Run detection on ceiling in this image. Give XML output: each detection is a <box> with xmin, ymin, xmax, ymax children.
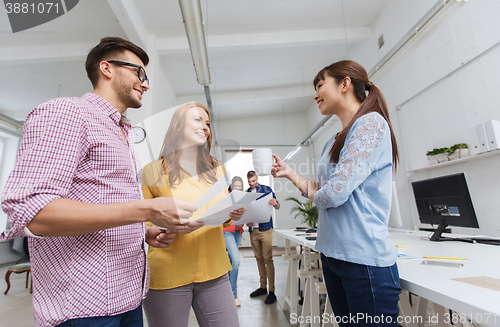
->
<box><xmin>0</xmin><ymin>0</ymin><xmax>390</xmax><ymax>122</ymax></box>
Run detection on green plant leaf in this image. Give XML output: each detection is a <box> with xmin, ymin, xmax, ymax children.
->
<box><xmin>286</xmin><ymin>196</ymin><xmax>318</xmax><ymax>227</ymax></box>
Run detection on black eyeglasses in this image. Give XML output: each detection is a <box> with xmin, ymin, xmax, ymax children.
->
<box><xmin>106</xmin><ymin>60</ymin><xmax>149</xmax><ymax>85</ymax></box>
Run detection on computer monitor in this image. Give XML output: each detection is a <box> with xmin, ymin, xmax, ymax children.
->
<box><xmin>411</xmin><ymin>173</ymin><xmax>479</xmax><ymax>241</ymax></box>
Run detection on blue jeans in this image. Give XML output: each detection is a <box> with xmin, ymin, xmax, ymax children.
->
<box><xmin>223</xmin><ymin>230</ymin><xmax>243</xmax><ymax>297</ymax></box>
<box><xmin>55</xmin><ymin>303</ymin><xmax>143</xmax><ymax>327</ymax></box>
<box><xmin>321</xmin><ymin>254</ymin><xmax>401</xmax><ymax>327</ymax></box>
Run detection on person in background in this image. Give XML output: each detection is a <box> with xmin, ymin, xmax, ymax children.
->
<box><xmin>0</xmin><ymin>37</ymin><xmax>202</xmax><ymax>327</ymax></box>
<box><xmin>246</xmin><ymin>170</ymin><xmax>280</xmax><ymax>305</ymax></box>
<box><xmin>223</xmin><ymin>176</ymin><xmax>245</xmax><ymax>307</ymax></box>
<box><xmin>141</xmin><ymin>102</ymin><xmax>244</xmax><ymax>327</ymax></box>
<box><xmin>272</xmin><ymin>60</ymin><xmax>401</xmax><ymax>326</ymax></box>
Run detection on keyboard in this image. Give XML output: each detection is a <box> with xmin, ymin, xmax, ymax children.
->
<box><xmin>439</xmin><ymin>237</ymin><xmax>500</xmax><ymax>246</ymax></box>
<box><xmin>470</xmin><ymin>238</ymin><xmax>500</xmax><ymax>245</ymax></box>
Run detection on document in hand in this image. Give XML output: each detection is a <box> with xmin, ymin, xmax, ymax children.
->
<box><xmin>194</xmin><ymin>171</ymin><xmax>233</xmax><ymax>209</ymax></box>
<box><xmin>153</xmin><ymin>171</ymin><xmax>234</xmax><ymax>230</ymax></box>
<box><xmin>197</xmin><ymin>190</ymin><xmax>264</xmax><ymax>226</ymax></box>
<box><xmin>231</xmin><ymin>193</ymin><xmax>273</xmax><ymax>225</ymax></box>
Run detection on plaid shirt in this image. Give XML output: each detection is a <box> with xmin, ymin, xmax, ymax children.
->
<box><xmin>1</xmin><ymin>93</ymin><xmax>148</xmax><ymax>327</ymax></box>
<box><xmin>246</xmin><ymin>184</ymin><xmax>277</xmax><ymax>232</ymax></box>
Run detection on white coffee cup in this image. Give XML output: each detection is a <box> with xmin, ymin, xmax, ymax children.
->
<box><xmin>252</xmin><ymin>148</ymin><xmax>273</xmax><ymax>175</ymax></box>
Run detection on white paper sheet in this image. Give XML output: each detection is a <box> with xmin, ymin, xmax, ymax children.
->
<box><xmin>231</xmin><ymin>193</ymin><xmax>273</xmax><ymax>225</ymax></box>
<box><xmin>197</xmin><ymin>190</ymin><xmax>263</xmax><ymax>226</ymax></box>
<box><xmin>153</xmin><ymin>172</ymin><xmax>232</xmax><ymax>230</ymax></box>
<box><xmin>194</xmin><ymin>171</ymin><xmax>232</xmax><ymax>209</ymax></box>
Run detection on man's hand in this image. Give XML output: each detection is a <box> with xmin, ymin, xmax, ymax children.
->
<box><xmin>235</xmin><ymin>224</ymin><xmax>244</xmax><ymax>231</ymax></box>
<box><xmin>229</xmin><ymin>207</ymin><xmax>246</xmax><ymax>221</ymax></box>
<box><xmin>147</xmin><ymin>197</ymin><xmax>204</xmax><ymax>233</ymax></box>
<box><xmin>246</xmin><ymin>222</ymin><xmax>254</xmax><ymax>228</ymax></box>
<box><xmin>145</xmin><ymin>225</ymin><xmax>176</xmax><ymax>248</ymax></box>
<box><xmin>269</xmin><ymin>198</ymin><xmax>280</xmax><ymax>210</ymax></box>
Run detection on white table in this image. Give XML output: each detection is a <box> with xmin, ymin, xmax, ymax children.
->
<box><xmin>275</xmin><ymin>229</ymin><xmax>500</xmax><ymax>327</ymax></box>
<box><xmin>389</xmin><ymin>230</ymin><xmax>500</xmax><ymax>327</ymax></box>
<box><xmin>274</xmin><ymin>229</ymin><xmax>330</xmax><ymax>327</ymax></box>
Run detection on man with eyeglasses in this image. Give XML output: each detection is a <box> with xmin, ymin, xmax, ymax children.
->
<box><xmin>0</xmin><ymin>37</ymin><xmax>219</xmax><ymax>327</ymax></box>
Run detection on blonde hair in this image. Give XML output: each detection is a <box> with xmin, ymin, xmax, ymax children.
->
<box><xmin>157</xmin><ymin>103</ymin><xmax>218</xmax><ymax>186</ymax></box>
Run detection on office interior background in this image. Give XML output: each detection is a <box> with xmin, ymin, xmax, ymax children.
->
<box><xmin>0</xmin><ymin>0</ymin><xmax>499</xmax><ymax>263</ymax></box>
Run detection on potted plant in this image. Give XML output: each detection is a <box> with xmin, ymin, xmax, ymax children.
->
<box><xmin>286</xmin><ymin>196</ymin><xmax>318</xmax><ymax>228</ymax></box>
<box><xmin>448</xmin><ymin>143</ymin><xmax>469</xmax><ymax>160</ymax></box>
<box><xmin>426</xmin><ymin>147</ymin><xmax>449</xmax><ymax>165</ymax></box>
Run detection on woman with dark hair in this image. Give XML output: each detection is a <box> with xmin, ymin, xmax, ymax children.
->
<box><xmin>223</xmin><ymin>176</ymin><xmax>245</xmax><ymax>306</ymax></box>
<box><xmin>228</xmin><ymin>176</ymin><xmax>244</xmax><ymax>193</ymax></box>
<box><xmin>272</xmin><ymin>60</ymin><xmax>401</xmax><ymax>326</ymax></box>
<box><xmin>141</xmin><ymin>102</ymin><xmax>243</xmax><ymax>327</ymax></box>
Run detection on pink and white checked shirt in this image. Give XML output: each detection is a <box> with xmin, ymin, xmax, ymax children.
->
<box><xmin>1</xmin><ymin>93</ymin><xmax>149</xmax><ymax>327</ymax></box>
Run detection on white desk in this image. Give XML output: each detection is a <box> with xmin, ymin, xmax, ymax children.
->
<box><xmin>274</xmin><ymin>229</ymin><xmax>325</xmax><ymax>327</ymax></box>
<box><xmin>275</xmin><ymin>229</ymin><xmax>500</xmax><ymax>327</ymax></box>
<box><xmin>390</xmin><ymin>230</ymin><xmax>500</xmax><ymax>327</ymax></box>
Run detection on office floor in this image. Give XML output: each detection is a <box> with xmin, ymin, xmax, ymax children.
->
<box><xmin>0</xmin><ymin>249</ymin><xmax>292</xmax><ymax>327</ymax></box>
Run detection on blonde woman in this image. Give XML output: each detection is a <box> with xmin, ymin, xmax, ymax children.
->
<box><xmin>142</xmin><ymin>103</ymin><xmax>243</xmax><ymax>327</ymax></box>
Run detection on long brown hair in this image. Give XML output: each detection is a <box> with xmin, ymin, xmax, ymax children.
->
<box><xmin>313</xmin><ymin>60</ymin><xmax>399</xmax><ymax>170</ymax></box>
<box><xmin>157</xmin><ymin>102</ymin><xmax>218</xmax><ymax>186</ymax></box>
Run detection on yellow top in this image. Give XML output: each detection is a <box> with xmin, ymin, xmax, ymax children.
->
<box><xmin>142</xmin><ymin>159</ymin><xmax>232</xmax><ymax>290</ymax></box>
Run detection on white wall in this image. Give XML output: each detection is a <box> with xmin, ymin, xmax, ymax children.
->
<box><xmin>129</xmin><ymin>38</ymin><xmax>178</xmax><ymax>166</ymax></box>
<box><xmin>353</xmin><ymin>0</ymin><xmax>500</xmax><ymax>236</ymax></box>
<box><xmin>130</xmin><ymin>100</ymin><xmax>179</xmax><ymax>166</ymax></box>
<box><xmin>352</xmin><ymin>0</ymin><xmax>438</xmax><ymax>72</ymax></box>
<box><xmin>297</xmin><ymin>0</ymin><xmax>500</xmax><ymax>237</ymax></box>
<box><xmin>0</xmin><ymin>135</ymin><xmax>20</xmax><ymax>230</ymax></box>
<box><xmin>0</xmin><ymin>129</ymin><xmax>23</xmax><ymax>264</ymax></box>
<box><xmin>218</xmin><ymin>112</ymin><xmax>306</xmax><ymax>146</ymax></box>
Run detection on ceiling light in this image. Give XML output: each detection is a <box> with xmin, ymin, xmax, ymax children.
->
<box><xmin>283</xmin><ymin>145</ymin><xmax>303</xmax><ymax>162</ymax></box>
<box><xmin>0</xmin><ymin>113</ymin><xmax>22</xmax><ymax>132</ymax></box>
<box><xmin>178</xmin><ymin>0</ymin><xmax>211</xmax><ymax>86</ymax></box>
<box><xmin>283</xmin><ymin>115</ymin><xmax>337</xmax><ymax>162</ymax></box>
